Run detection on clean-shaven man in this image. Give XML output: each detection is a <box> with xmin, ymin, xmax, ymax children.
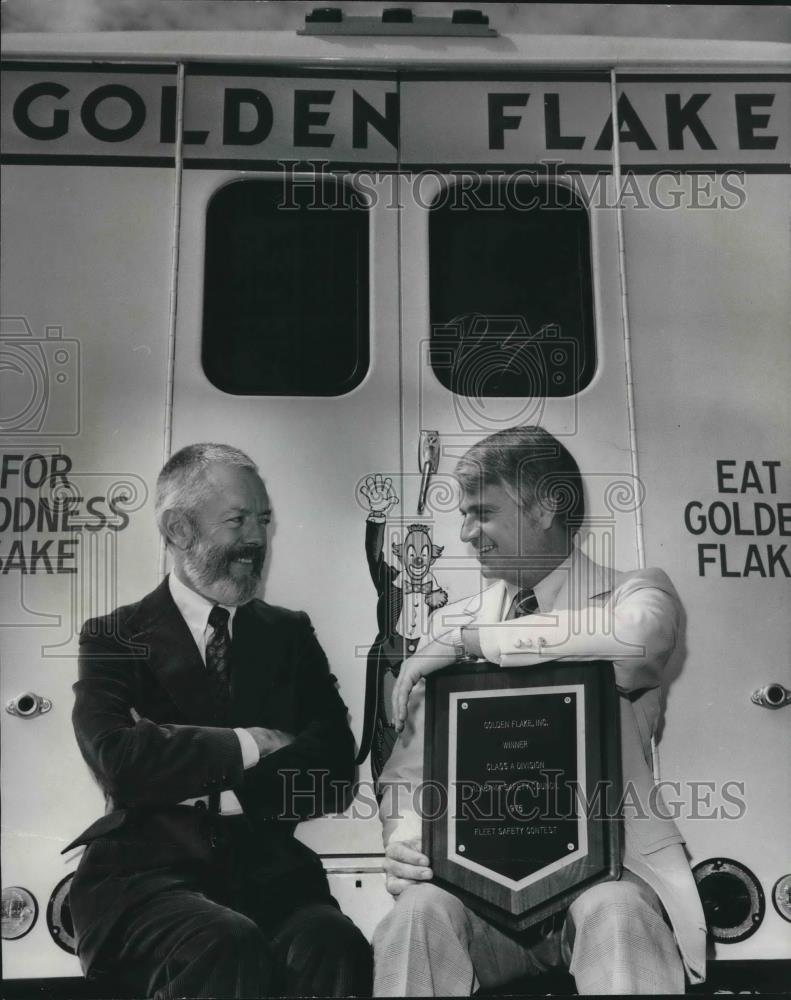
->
<box><xmin>373</xmin><ymin>425</ymin><xmax>706</xmax><ymax>996</ymax></box>
<box><xmin>67</xmin><ymin>443</ymin><xmax>372</xmax><ymax>998</ymax></box>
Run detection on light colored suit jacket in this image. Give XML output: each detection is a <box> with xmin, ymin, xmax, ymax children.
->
<box><xmin>378</xmin><ymin>548</ymin><xmax>707</xmax><ymax>984</ymax></box>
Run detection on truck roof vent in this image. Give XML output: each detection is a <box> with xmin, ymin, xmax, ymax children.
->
<box><xmin>305</xmin><ymin>7</ymin><xmax>343</xmax><ymax>23</ymax></box>
<box><xmin>300</xmin><ymin>8</ymin><xmax>496</xmax><ymax>36</ymax></box>
<box><xmin>452</xmin><ymin>9</ymin><xmax>489</xmax><ymax>25</ymax></box>
<box><xmin>382</xmin><ymin>8</ymin><xmax>414</xmax><ymax>23</ymax></box>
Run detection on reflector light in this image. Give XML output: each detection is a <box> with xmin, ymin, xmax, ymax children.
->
<box><xmin>47</xmin><ymin>873</ymin><xmax>78</xmax><ymax>954</ymax></box>
<box><xmin>693</xmin><ymin>858</ymin><xmax>765</xmax><ymax>943</ymax></box>
<box><xmin>1</xmin><ymin>886</ymin><xmax>38</xmax><ymax>940</ymax></box>
<box><xmin>772</xmin><ymin>874</ymin><xmax>791</xmax><ymax>923</ymax></box>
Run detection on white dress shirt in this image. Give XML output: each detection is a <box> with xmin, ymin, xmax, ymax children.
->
<box><xmin>169</xmin><ymin>572</ymin><xmax>259</xmax><ymax>814</ymax></box>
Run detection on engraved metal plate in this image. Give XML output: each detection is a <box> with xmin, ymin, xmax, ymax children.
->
<box><xmin>425</xmin><ymin>661</ymin><xmax>622</xmax><ymax>932</ymax></box>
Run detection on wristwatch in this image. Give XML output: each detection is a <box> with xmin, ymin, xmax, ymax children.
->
<box><xmin>447</xmin><ymin>626</ymin><xmax>478</xmax><ymax>662</ymax></box>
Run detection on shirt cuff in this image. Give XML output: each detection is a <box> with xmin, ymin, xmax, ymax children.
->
<box><xmin>235</xmin><ymin>727</ymin><xmax>260</xmax><ymax>769</ymax></box>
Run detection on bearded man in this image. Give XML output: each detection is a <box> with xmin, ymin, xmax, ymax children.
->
<box><xmin>66</xmin><ymin>444</ymin><xmax>371</xmax><ymax>999</ymax></box>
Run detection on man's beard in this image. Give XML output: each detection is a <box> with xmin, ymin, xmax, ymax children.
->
<box><xmin>183</xmin><ymin>537</ymin><xmax>265</xmax><ymax>606</ymax></box>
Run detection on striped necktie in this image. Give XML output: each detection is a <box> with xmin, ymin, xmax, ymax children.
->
<box><xmin>206</xmin><ymin>604</ymin><xmax>231</xmax><ymax>712</ymax></box>
<box><xmin>505</xmin><ymin>588</ymin><xmax>539</xmax><ymax>620</ymax></box>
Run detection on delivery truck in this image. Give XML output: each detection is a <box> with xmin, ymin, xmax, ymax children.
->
<box><xmin>1</xmin><ymin>8</ymin><xmax>789</xmax><ymax>992</ymax></box>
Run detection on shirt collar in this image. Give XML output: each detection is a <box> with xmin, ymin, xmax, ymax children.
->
<box><xmin>502</xmin><ymin>547</ymin><xmax>592</xmax><ymax>614</ymax></box>
<box><xmin>168</xmin><ymin>571</ymin><xmax>237</xmax><ymax>636</ymax></box>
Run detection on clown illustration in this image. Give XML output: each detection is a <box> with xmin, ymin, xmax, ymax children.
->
<box><xmin>358</xmin><ymin>474</ymin><xmax>448</xmax><ymax>781</ymax></box>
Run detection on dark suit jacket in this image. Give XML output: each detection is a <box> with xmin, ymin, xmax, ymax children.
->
<box><xmin>67</xmin><ymin>577</ymin><xmax>355</xmax><ymax>974</ymax></box>
<box><xmin>365</xmin><ymin>518</ymin><xmax>403</xmax><ymax>641</ymax></box>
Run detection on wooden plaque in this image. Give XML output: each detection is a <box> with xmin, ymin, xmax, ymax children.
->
<box><xmin>423</xmin><ymin>661</ymin><xmax>622</xmax><ymax>933</ymax></box>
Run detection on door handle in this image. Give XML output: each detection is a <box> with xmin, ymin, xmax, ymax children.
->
<box><xmin>417</xmin><ymin>430</ymin><xmax>440</xmax><ymax>515</ymax></box>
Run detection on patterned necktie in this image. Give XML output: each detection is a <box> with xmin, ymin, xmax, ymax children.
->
<box><xmin>206</xmin><ymin>605</ymin><xmax>231</xmax><ymax>712</ymax></box>
<box><xmin>505</xmin><ymin>587</ymin><xmax>539</xmax><ymax>620</ymax></box>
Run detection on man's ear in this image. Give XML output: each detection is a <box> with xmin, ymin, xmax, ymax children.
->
<box><xmin>532</xmin><ymin>500</ymin><xmax>557</xmax><ymax>531</ymax></box>
<box><xmin>161</xmin><ymin>509</ymin><xmax>194</xmax><ymax>552</ymax></box>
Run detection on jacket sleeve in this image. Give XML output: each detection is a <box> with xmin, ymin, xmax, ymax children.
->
<box><xmin>478</xmin><ymin>569</ymin><xmax>680</xmax><ymax>693</ymax></box>
<box><xmin>241</xmin><ymin>612</ymin><xmax>355</xmax><ymax>819</ymax></box>
<box><xmin>73</xmin><ymin>628</ymin><xmax>243</xmax><ymax>807</ymax></box>
<box><xmin>365</xmin><ymin>517</ymin><xmax>398</xmax><ymax>593</ymax></box>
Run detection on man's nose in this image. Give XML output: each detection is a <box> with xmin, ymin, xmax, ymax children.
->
<box><xmin>459</xmin><ymin>515</ymin><xmax>478</xmax><ymax>543</ymax></box>
<box><xmin>243</xmin><ymin>520</ymin><xmax>266</xmax><ymax>545</ymax></box>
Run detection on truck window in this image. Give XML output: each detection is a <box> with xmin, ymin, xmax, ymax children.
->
<box><xmin>202</xmin><ymin>178</ymin><xmax>369</xmax><ymax>395</ymax></box>
<box><xmin>429</xmin><ymin>179</ymin><xmax>595</xmax><ymax>398</ymax></box>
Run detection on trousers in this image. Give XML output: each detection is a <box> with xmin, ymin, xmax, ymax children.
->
<box><xmin>107</xmin><ymin>894</ymin><xmax>371</xmax><ymax>998</ymax></box>
<box><xmin>372</xmin><ymin>872</ymin><xmax>685</xmax><ymax>996</ymax></box>
<box><xmin>83</xmin><ymin>815</ymin><xmax>373</xmax><ymax>999</ymax></box>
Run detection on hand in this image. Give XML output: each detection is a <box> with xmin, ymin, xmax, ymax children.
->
<box><xmin>425</xmin><ymin>587</ymin><xmax>448</xmax><ymax>611</ymax></box>
<box><xmin>360</xmin><ymin>474</ymin><xmax>399</xmax><ymax>516</ymax></box>
<box><xmin>383</xmin><ymin>838</ymin><xmax>433</xmax><ymax>896</ymax></box>
<box><xmin>391</xmin><ymin>639</ymin><xmax>458</xmax><ymax>733</ymax></box>
<box><xmin>244</xmin><ymin>727</ymin><xmax>295</xmax><ymax>758</ymax></box>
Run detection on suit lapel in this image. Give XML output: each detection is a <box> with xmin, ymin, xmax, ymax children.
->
<box><xmin>228</xmin><ymin>602</ymin><xmax>274</xmax><ymax>724</ymax></box>
<box><xmin>464</xmin><ymin>580</ymin><xmax>508</xmax><ymax>625</ymax></box>
<box><xmin>129</xmin><ymin>579</ymin><xmax>222</xmax><ymax>725</ymax></box>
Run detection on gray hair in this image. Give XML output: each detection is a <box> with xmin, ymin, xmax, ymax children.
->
<box><xmin>155</xmin><ymin>443</ymin><xmax>259</xmax><ymax>537</ymax></box>
<box><xmin>455</xmin><ymin>425</ymin><xmax>585</xmax><ymax>532</ymax></box>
